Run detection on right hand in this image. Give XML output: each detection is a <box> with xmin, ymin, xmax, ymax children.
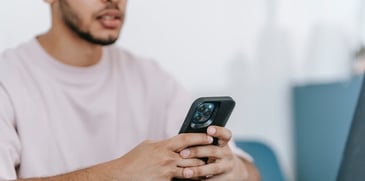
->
<box><xmin>103</xmin><ymin>133</ymin><xmax>214</xmax><ymax>181</ymax></box>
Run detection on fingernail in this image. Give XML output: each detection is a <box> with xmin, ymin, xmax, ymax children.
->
<box><xmin>207</xmin><ymin>136</ymin><xmax>214</xmax><ymax>143</ymax></box>
<box><xmin>184</xmin><ymin>168</ymin><xmax>193</xmax><ymax>178</ymax></box>
<box><xmin>208</xmin><ymin>127</ymin><xmax>216</xmax><ymax>135</ymax></box>
<box><xmin>180</xmin><ymin>149</ymin><xmax>190</xmax><ymax>158</ymax></box>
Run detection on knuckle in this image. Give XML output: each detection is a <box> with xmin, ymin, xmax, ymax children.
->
<box><xmin>166</xmin><ymin>151</ymin><xmax>178</xmax><ymax>162</ymax></box>
<box><xmin>179</xmin><ymin>134</ymin><xmax>190</xmax><ymax>143</ymax></box>
<box><xmin>193</xmin><ymin>167</ymin><xmax>204</xmax><ymax>177</ymax></box>
<box><xmin>226</xmin><ymin>129</ymin><xmax>232</xmax><ymax>139</ymax></box>
<box><xmin>208</xmin><ymin>147</ymin><xmax>219</xmax><ymax>156</ymax></box>
<box><xmin>223</xmin><ymin>147</ymin><xmax>233</xmax><ymax>157</ymax></box>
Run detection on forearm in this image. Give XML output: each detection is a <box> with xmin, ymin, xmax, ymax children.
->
<box><xmin>15</xmin><ymin>159</ymin><xmax>126</xmax><ymax>181</ymax></box>
<box><xmin>237</xmin><ymin>156</ymin><xmax>261</xmax><ymax>181</ymax></box>
<box><xmin>16</xmin><ymin>169</ymin><xmax>94</xmax><ymax>181</ymax></box>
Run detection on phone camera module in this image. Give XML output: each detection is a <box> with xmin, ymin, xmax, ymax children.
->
<box><xmin>191</xmin><ymin>102</ymin><xmax>216</xmax><ymax>128</ymax></box>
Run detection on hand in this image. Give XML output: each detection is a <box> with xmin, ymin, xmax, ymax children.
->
<box><xmin>106</xmin><ymin>133</ymin><xmax>214</xmax><ymax>181</ymax></box>
<box><xmin>178</xmin><ymin>126</ymin><xmax>252</xmax><ymax>180</ymax></box>
<box><xmin>15</xmin><ymin>134</ymin><xmax>215</xmax><ymax>181</ymax></box>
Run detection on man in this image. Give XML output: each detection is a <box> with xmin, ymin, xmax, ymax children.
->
<box><xmin>0</xmin><ymin>0</ymin><xmax>260</xmax><ymax>180</ymax></box>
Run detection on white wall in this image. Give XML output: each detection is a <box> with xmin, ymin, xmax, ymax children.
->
<box><xmin>0</xmin><ymin>0</ymin><xmax>361</xmax><ymax>180</ymax></box>
<box><xmin>0</xmin><ymin>1</ymin><xmax>50</xmax><ymax>50</ymax></box>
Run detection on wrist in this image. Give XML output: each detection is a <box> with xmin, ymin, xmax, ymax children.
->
<box><xmin>235</xmin><ymin>155</ymin><xmax>261</xmax><ymax>181</ymax></box>
<box><xmin>234</xmin><ymin>155</ymin><xmax>250</xmax><ymax>181</ymax></box>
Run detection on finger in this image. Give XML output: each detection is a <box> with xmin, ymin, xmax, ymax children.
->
<box><xmin>182</xmin><ymin>162</ymin><xmax>230</xmax><ymax>179</ymax></box>
<box><xmin>202</xmin><ymin>171</ymin><xmax>238</xmax><ymax>181</ymax></box>
<box><xmin>172</xmin><ymin>167</ymin><xmax>187</xmax><ymax>179</ymax></box>
<box><xmin>201</xmin><ymin>174</ymin><xmax>226</xmax><ymax>181</ymax></box>
<box><xmin>180</xmin><ymin>145</ymin><xmax>224</xmax><ymax>159</ymax></box>
<box><xmin>172</xmin><ymin>167</ymin><xmax>201</xmax><ymax>180</ymax></box>
<box><xmin>207</xmin><ymin>126</ymin><xmax>232</xmax><ymax>147</ymax></box>
<box><xmin>167</xmin><ymin>133</ymin><xmax>214</xmax><ymax>151</ymax></box>
<box><xmin>177</xmin><ymin>158</ymin><xmax>206</xmax><ymax>167</ymax></box>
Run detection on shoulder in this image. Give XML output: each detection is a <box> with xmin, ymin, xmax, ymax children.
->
<box><xmin>0</xmin><ymin>39</ymin><xmax>33</xmax><ymax>69</ymax></box>
<box><xmin>0</xmin><ymin>39</ymin><xmax>33</xmax><ymax>62</ymax></box>
<box><xmin>0</xmin><ymin>47</ymin><xmax>19</xmax><ymax>68</ymax></box>
<box><xmin>0</xmin><ymin>47</ymin><xmax>20</xmax><ymax>81</ymax></box>
<box><xmin>0</xmin><ymin>40</ymin><xmax>35</xmax><ymax>86</ymax></box>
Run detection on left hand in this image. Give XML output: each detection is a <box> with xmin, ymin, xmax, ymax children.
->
<box><xmin>179</xmin><ymin>126</ymin><xmax>250</xmax><ymax>180</ymax></box>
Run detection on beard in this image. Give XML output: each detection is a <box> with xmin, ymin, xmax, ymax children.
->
<box><xmin>59</xmin><ymin>0</ymin><xmax>120</xmax><ymax>46</ymax></box>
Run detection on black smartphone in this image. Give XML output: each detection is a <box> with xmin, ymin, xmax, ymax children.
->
<box><xmin>173</xmin><ymin>97</ymin><xmax>235</xmax><ymax>181</ymax></box>
<box><xmin>178</xmin><ymin>96</ymin><xmax>235</xmax><ymax>144</ymax></box>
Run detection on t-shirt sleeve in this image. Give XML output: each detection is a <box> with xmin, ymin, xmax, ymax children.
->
<box><xmin>163</xmin><ymin>77</ymin><xmax>253</xmax><ymax>162</ymax></box>
<box><xmin>0</xmin><ymin>84</ymin><xmax>21</xmax><ymax>180</ymax></box>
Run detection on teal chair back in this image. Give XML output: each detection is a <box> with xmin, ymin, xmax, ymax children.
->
<box><xmin>235</xmin><ymin>140</ymin><xmax>286</xmax><ymax>181</ymax></box>
<box><xmin>292</xmin><ymin>76</ymin><xmax>362</xmax><ymax>181</ymax></box>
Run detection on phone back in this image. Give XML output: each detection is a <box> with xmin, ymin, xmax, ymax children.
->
<box><xmin>178</xmin><ymin>96</ymin><xmax>235</xmax><ymax>134</ymax></box>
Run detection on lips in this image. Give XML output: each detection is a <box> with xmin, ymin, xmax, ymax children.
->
<box><xmin>96</xmin><ymin>10</ymin><xmax>122</xmax><ymax>29</ymax></box>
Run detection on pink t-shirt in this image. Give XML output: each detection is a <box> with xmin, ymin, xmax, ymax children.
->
<box><xmin>0</xmin><ymin>39</ymin><xmax>251</xmax><ymax>180</ymax></box>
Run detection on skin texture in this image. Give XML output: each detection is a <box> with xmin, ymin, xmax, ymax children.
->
<box><xmin>180</xmin><ymin>126</ymin><xmax>261</xmax><ymax>180</ymax></box>
<box><xmin>14</xmin><ymin>0</ymin><xmax>261</xmax><ymax>180</ymax></box>
<box><xmin>18</xmin><ymin>134</ymin><xmax>214</xmax><ymax>181</ymax></box>
<box><xmin>57</xmin><ymin>0</ymin><xmax>124</xmax><ymax>45</ymax></box>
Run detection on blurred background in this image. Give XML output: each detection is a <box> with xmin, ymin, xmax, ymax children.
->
<box><xmin>2</xmin><ymin>0</ymin><xmax>365</xmax><ymax>180</ymax></box>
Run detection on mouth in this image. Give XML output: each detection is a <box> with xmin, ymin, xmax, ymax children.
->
<box><xmin>96</xmin><ymin>10</ymin><xmax>122</xmax><ymax>29</ymax></box>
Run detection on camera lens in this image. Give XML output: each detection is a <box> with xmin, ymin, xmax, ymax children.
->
<box><xmin>198</xmin><ymin>105</ymin><xmax>205</xmax><ymax>112</ymax></box>
<box><xmin>203</xmin><ymin>111</ymin><xmax>211</xmax><ymax>117</ymax></box>
<box><xmin>193</xmin><ymin>113</ymin><xmax>202</xmax><ymax>122</ymax></box>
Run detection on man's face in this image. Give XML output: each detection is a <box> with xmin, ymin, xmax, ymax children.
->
<box><xmin>58</xmin><ymin>0</ymin><xmax>126</xmax><ymax>46</ymax></box>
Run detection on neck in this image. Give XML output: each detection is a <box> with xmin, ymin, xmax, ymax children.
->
<box><xmin>37</xmin><ymin>27</ymin><xmax>103</xmax><ymax>67</ymax></box>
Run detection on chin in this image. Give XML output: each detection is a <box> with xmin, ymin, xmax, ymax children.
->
<box><xmin>99</xmin><ymin>33</ymin><xmax>119</xmax><ymax>41</ymax></box>
<box><xmin>96</xmin><ymin>38</ymin><xmax>118</xmax><ymax>46</ymax></box>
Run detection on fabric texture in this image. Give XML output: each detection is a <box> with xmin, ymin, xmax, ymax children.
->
<box><xmin>0</xmin><ymin>39</ymin><xmax>251</xmax><ymax>179</ymax></box>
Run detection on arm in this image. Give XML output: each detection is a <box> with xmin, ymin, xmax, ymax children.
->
<box><xmin>236</xmin><ymin>155</ymin><xmax>261</xmax><ymax>181</ymax></box>
<box><xmin>16</xmin><ymin>160</ymin><xmax>126</xmax><ymax>181</ymax></box>
<box><xmin>0</xmin><ymin>84</ymin><xmax>21</xmax><ymax>180</ymax></box>
<box><xmin>11</xmin><ymin>134</ymin><xmax>213</xmax><ymax>181</ymax></box>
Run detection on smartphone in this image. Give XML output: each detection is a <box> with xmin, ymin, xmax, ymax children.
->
<box><xmin>173</xmin><ymin>97</ymin><xmax>236</xmax><ymax>180</ymax></box>
<box><xmin>178</xmin><ymin>96</ymin><xmax>235</xmax><ymax>144</ymax></box>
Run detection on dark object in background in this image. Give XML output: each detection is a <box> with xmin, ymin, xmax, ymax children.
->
<box><xmin>337</xmin><ymin>75</ymin><xmax>365</xmax><ymax>181</ymax></box>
